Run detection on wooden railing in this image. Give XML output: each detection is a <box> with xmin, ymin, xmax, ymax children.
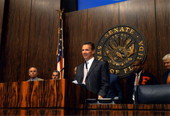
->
<box><xmin>0</xmin><ymin>79</ymin><xmax>65</xmax><ymax>108</ymax></box>
<box><xmin>0</xmin><ymin>79</ymin><xmax>170</xmax><ymax>111</ymax></box>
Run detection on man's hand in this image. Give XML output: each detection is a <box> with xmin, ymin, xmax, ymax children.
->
<box><xmin>98</xmin><ymin>95</ymin><xmax>103</xmax><ymax>99</ymax></box>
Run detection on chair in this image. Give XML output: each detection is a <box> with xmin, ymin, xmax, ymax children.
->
<box><xmin>136</xmin><ymin>84</ymin><xmax>170</xmax><ymax>104</ymax></box>
<box><xmin>106</xmin><ymin>74</ymin><xmax>123</xmax><ymax>103</ymax></box>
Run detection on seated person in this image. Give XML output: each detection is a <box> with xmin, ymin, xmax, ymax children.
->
<box><xmin>52</xmin><ymin>70</ymin><xmax>60</xmax><ymax>80</ymax></box>
<box><xmin>27</xmin><ymin>67</ymin><xmax>44</xmax><ymax>81</ymax></box>
<box><xmin>126</xmin><ymin>59</ymin><xmax>157</xmax><ymax>104</ymax></box>
<box><xmin>162</xmin><ymin>54</ymin><xmax>170</xmax><ymax>84</ymax></box>
<box><xmin>106</xmin><ymin>74</ymin><xmax>123</xmax><ymax>103</ymax></box>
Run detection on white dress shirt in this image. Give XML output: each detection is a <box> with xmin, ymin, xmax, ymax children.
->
<box><xmin>82</xmin><ymin>57</ymin><xmax>94</xmax><ymax>84</ymax></box>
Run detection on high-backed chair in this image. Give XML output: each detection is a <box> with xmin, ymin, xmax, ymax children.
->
<box><xmin>136</xmin><ymin>84</ymin><xmax>170</xmax><ymax>104</ymax></box>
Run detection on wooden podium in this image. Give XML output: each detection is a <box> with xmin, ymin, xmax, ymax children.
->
<box><xmin>65</xmin><ymin>81</ymin><xmax>170</xmax><ymax>110</ymax></box>
<box><xmin>0</xmin><ymin>79</ymin><xmax>65</xmax><ymax>108</ymax></box>
<box><xmin>0</xmin><ymin>79</ymin><xmax>170</xmax><ymax>111</ymax></box>
<box><xmin>65</xmin><ymin>81</ymin><xmax>98</xmax><ymax>108</ymax></box>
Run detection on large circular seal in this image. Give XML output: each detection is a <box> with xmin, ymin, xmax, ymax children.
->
<box><xmin>95</xmin><ymin>25</ymin><xmax>147</xmax><ymax>77</ymax></box>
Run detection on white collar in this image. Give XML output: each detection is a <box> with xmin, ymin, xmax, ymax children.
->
<box><xmin>136</xmin><ymin>70</ymin><xmax>142</xmax><ymax>76</ymax></box>
<box><xmin>85</xmin><ymin>57</ymin><xmax>94</xmax><ymax>70</ymax></box>
<box><xmin>86</xmin><ymin>57</ymin><xmax>94</xmax><ymax>64</ymax></box>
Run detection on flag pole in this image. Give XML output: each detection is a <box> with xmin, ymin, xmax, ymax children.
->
<box><xmin>56</xmin><ymin>9</ymin><xmax>64</xmax><ymax>79</ymax></box>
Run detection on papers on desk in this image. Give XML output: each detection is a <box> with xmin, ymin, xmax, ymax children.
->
<box><xmin>72</xmin><ymin>80</ymin><xmax>78</xmax><ymax>84</ymax></box>
<box><xmin>85</xmin><ymin>98</ymin><xmax>115</xmax><ymax>104</ymax></box>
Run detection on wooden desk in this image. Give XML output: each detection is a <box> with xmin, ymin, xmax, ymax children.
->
<box><xmin>0</xmin><ymin>79</ymin><xmax>65</xmax><ymax>108</ymax></box>
<box><xmin>65</xmin><ymin>81</ymin><xmax>170</xmax><ymax>110</ymax></box>
<box><xmin>0</xmin><ymin>79</ymin><xmax>170</xmax><ymax>111</ymax></box>
<box><xmin>78</xmin><ymin>104</ymin><xmax>170</xmax><ymax>110</ymax></box>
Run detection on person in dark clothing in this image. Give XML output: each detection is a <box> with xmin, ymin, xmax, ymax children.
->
<box><xmin>126</xmin><ymin>59</ymin><xmax>157</xmax><ymax>104</ymax></box>
<box><xmin>106</xmin><ymin>74</ymin><xmax>123</xmax><ymax>103</ymax></box>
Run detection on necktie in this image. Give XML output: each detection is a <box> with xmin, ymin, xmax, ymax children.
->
<box><xmin>134</xmin><ymin>74</ymin><xmax>139</xmax><ymax>85</ymax></box>
<box><xmin>82</xmin><ymin>62</ymin><xmax>88</xmax><ymax>84</ymax></box>
<box><xmin>133</xmin><ymin>73</ymin><xmax>139</xmax><ymax>103</ymax></box>
<box><xmin>85</xmin><ymin>62</ymin><xmax>88</xmax><ymax>69</ymax></box>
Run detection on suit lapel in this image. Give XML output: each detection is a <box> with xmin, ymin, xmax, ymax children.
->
<box><xmin>87</xmin><ymin>59</ymin><xmax>98</xmax><ymax>76</ymax></box>
<box><xmin>79</xmin><ymin>63</ymin><xmax>84</xmax><ymax>82</ymax></box>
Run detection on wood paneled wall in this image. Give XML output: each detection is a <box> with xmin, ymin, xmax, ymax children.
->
<box><xmin>64</xmin><ymin>0</ymin><xmax>169</xmax><ymax>82</ymax></box>
<box><xmin>0</xmin><ymin>0</ymin><xmax>5</xmax><ymax>44</ymax></box>
<box><xmin>0</xmin><ymin>0</ymin><xmax>60</xmax><ymax>82</ymax></box>
<box><xmin>156</xmin><ymin>0</ymin><xmax>170</xmax><ymax>80</ymax></box>
<box><xmin>0</xmin><ymin>0</ymin><xmax>169</xmax><ymax>103</ymax></box>
<box><xmin>64</xmin><ymin>0</ymin><xmax>169</xmax><ymax>102</ymax></box>
<box><xmin>0</xmin><ymin>0</ymin><xmax>5</xmax><ymax>81</ymax></box>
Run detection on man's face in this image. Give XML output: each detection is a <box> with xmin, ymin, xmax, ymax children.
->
<box><xmin>52</xmin><ymin>72</ymin><xmax>59</xmax><ymax>79</ymax></box>
<box><xmin>163</xmin><ymin>59</ymin><xmax>170</xmax><ymax>70</ymax></box>
<box><xmin>82</xmin><ymin>44</ymin><xmax>95</xmax><ymax>61</ymax></box>
<box><xmin>29</xmin><ymin>67</ymin><xmax>38</xmax><ymax>78</ymax></box>
<box><xmin>133</xmin><ymin>61</ymin><xmax>142</xmax><ymax>73</ymax></box>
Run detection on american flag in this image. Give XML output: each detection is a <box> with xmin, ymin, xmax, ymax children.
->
<box><xmin>57</xmin><ymin>10</ymin><xmax>64</xmax><ymax>79</ymax></box>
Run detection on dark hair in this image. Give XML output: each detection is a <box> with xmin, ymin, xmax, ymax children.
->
<box><xmin>83</xmin><ymin>42</ymin><xmax>95</xmax><ymax>51</ymax></box>
<box><xmin>134</xmin><ymin>59</ymin><xmax>143</xmax><ymax>65</ymax></box>
<box><xmin>53</xmin><ymin>70</ymin><xmax>60</xmax><ymax>75</ymax></box>
<box><xmin>28</xmin><ymin>67</ymin><xmax>38</xmax><ymax>72</ymax></box>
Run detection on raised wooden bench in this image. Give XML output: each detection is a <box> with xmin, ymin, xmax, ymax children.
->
<box><xmin>0</xmin><ymin>79</ymin><xmax>65</xmax><ymax>108</ymax></box>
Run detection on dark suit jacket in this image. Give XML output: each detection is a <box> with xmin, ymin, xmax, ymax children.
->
<box><xmin>106</xmin><ymin>74</ymin><xmax>123</xmax><ymax>102</ymax></box>
<box><xmin>162</xmin><ymin>70</ymin><xmax>170</xmax><ymax>84</ymax></box>
<box><xmin>75</xmin><ymin>59</ymin><xmax>109</xmax><ymax>97</ymax></box>
<box><xmin>126</xmin><ymin>69</ymin><xmax>157</xmax><ymax>104</ymax></box>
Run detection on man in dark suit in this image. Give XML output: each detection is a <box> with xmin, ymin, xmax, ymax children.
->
<box><xmin>74</xmin><ymin>42</ymin><xmax>109</xmax><ymax>99</ymax></box>
<box><xmin>126</xmin><ymin>59</ymin><xmax>157</xmax><ymax>104</ymax></box>
<box><xmin>162</xmin><ymin>54</ymin><xmax>170</xmax><ymax>84</ymax></box>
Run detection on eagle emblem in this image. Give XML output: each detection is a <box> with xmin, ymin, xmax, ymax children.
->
<box><xmin>95</xmin><ymin>25</ymin><xmax>146</xmax><ymax>77</ymax></box>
